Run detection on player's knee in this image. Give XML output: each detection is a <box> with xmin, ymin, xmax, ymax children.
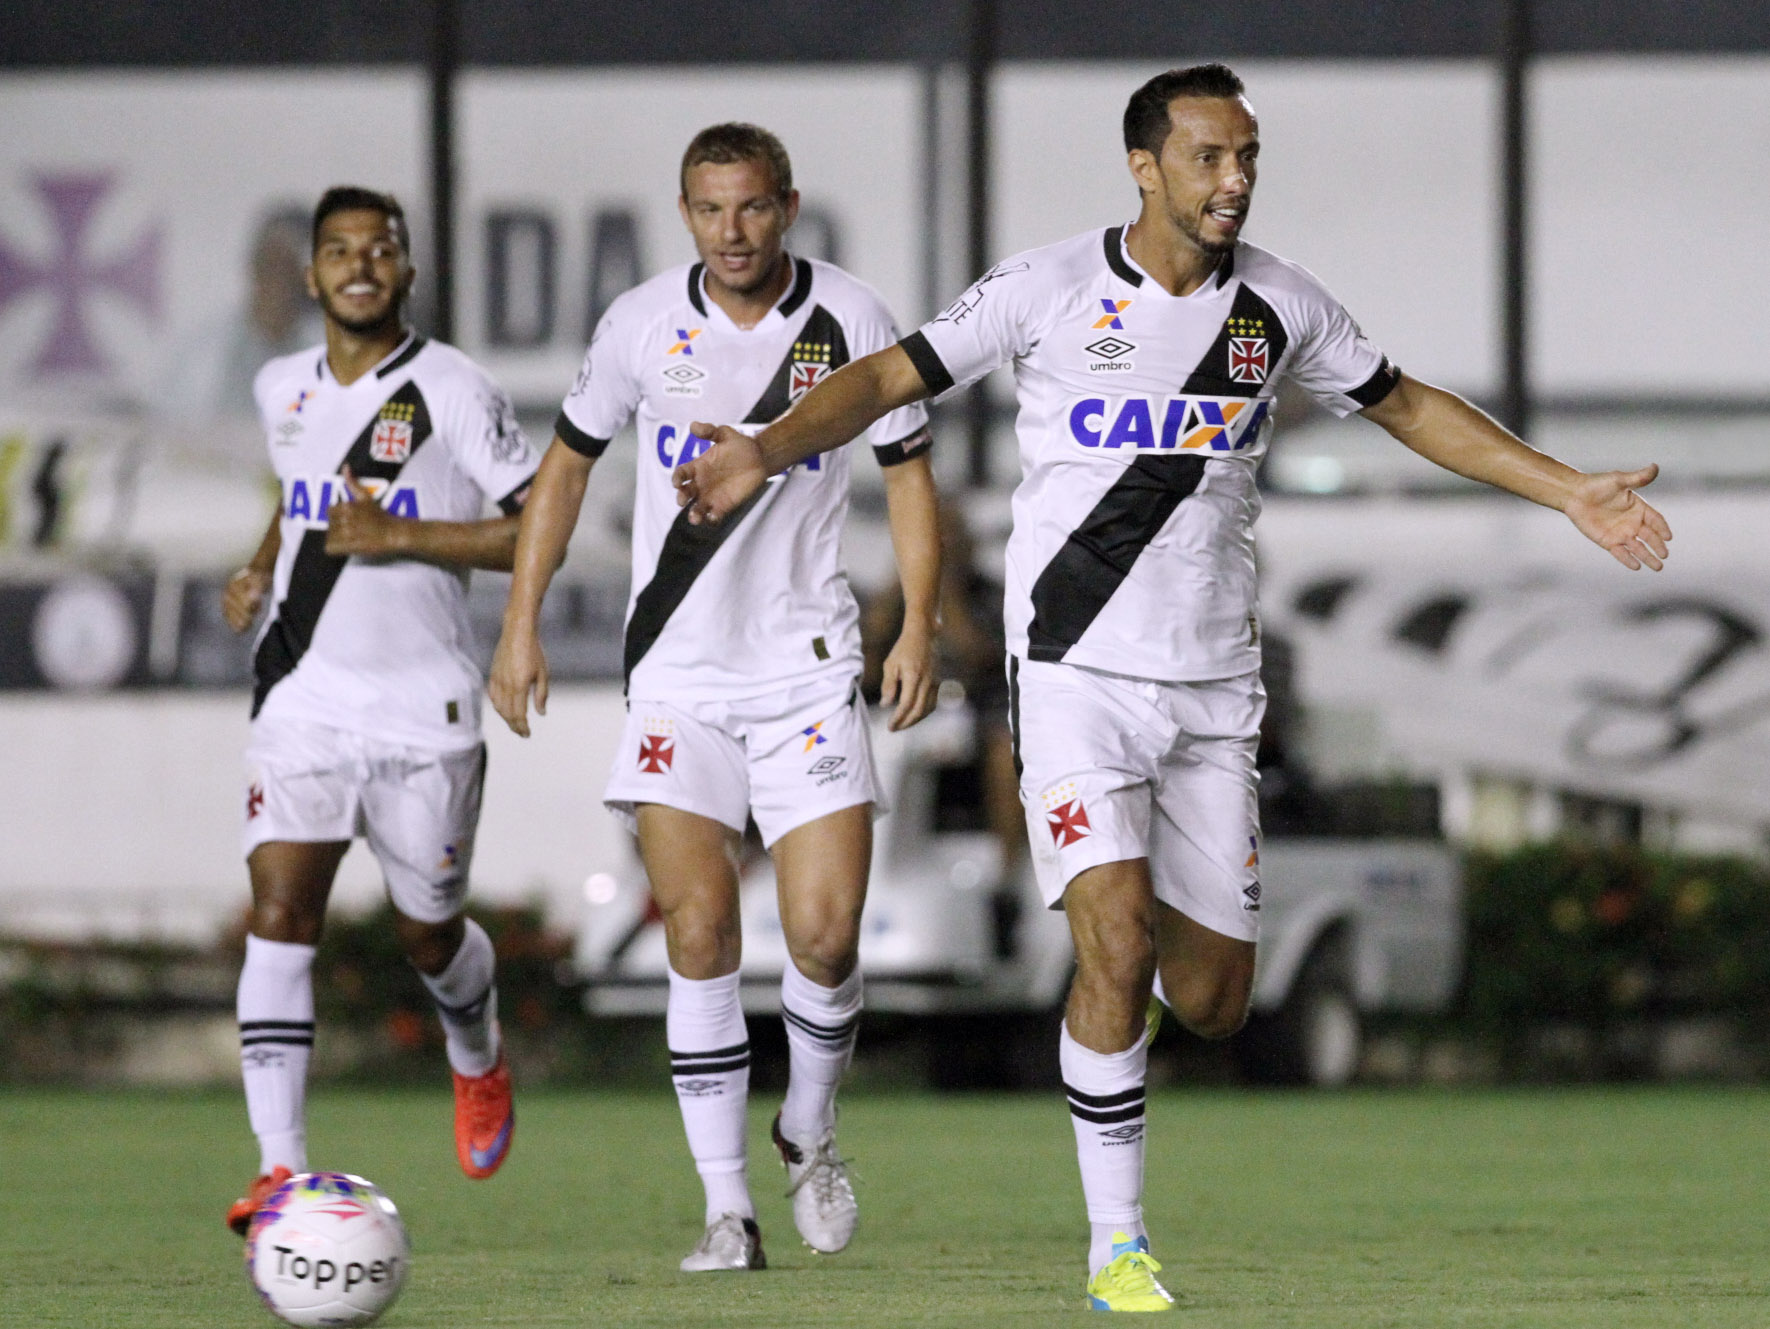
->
<box><xmin>250</xmin><ymin>899</ymin><xmax>324</xmax><ymax>946</ymax></box>
<box><xmin>661</xmin><ymin>902</ymin><xmax>741</xmax><ymax>974</ymax></box>
<box><xmin>785</xmin><ymin>932</ymin><xmax>859</xmax><ymax>988</ymax></box>
<box><xmin>1167</xmin><ymin>968</ymin><xmax>1253</xmax><ymax>1042</ymax></box>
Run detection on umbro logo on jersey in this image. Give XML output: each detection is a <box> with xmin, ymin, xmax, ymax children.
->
<box><xmin>1068</xmin><ymin>394</ymin><xmax>1270</xmax><ymax>453</ymax></box>
<box><xmin>660</xmin><ymin>361</ymin><xmax>706</xmax><ymax>397</ymax></box>
<box><xmin>1243</xmin><ymin>881</ymin><xmax>1262</xmax><ymax>911</ymax></box>
<box><xmin>1085</xmin><ymin>335</ymin><xmax>1137</xmax><ymax>372</ymax></box>
<box><xmin>284</xmin><ymin>475</ymin><xmax>420</xmax><ymax>523</ymax></box>
<box><xmin>668</xmin><ymin>328</ymin><xmax>702</xmax><ymax>355</ymax></box>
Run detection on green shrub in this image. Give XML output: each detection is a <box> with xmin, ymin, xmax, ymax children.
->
<box><xmin>1460</xmin><ymin>844</ymin><xmax>1770</xmax><ymax>1044</ymax></box>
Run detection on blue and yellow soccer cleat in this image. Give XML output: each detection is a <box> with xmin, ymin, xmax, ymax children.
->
<box><xmin>1086</xmin><ymin>1233</ymin><xmax>1177</xmax><ymax>1312</ymax></box>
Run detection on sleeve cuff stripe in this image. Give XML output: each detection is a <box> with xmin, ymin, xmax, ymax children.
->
<box><xmin>898</xmin><ymin>331</ymin><xmax>955</xmax><ymax>397</ymax></box>
<box><xmin>554</xmin><ymin>410</ymin><xmax>610</xmax><ymax>457</ymax></box>
<box><xmin>496</xmin><ymin>472</ymin><xmax>538</xmax><ymax>515</ymax></box>
<box><xmin>872</xmin><ymin>425</ymin><xmax>932</xmax><ymax>468</ymax></box>
<box><xmin>1347</xmin><ymin>357</ymin><xmax>1402</xmax><ymax>408</ymax></box>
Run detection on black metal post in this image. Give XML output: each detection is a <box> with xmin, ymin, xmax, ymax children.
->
<box><xmin>1499</xmin><ymin>0</ymin><xmax>1530</xmax><ymax>438</ymax></box>
<box><xmin>964</xmin><ymin>0</ymin><xmax>995</xmax><ymax>487</ymax></box>
<box><xmin>428</xmin><ymin>0</ymin><xmax>459</xmax><ymax>344</ymax></box>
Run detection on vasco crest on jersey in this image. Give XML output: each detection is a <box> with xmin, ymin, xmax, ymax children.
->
<box><xmin>790</xmin><ymin>338</ymin><xmax>834</xmax><ymax>401</ymax></box>
<box><xmin>370</xmin><ymin>401</ymin><xmax>417</xmax><ymax>463</ymax></box>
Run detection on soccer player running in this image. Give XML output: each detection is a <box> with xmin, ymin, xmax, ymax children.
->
<box><xmin>222</xmin><ymin>187</ymin><xmax>536</xmax><ymax>1234</ymax></box>
<box><xmin>488</xmin><ymin>124</ymin><xmax>940</xmax><ymax>1271</ymax></box>
<box><xmin>673</xmin><ymin>66</ymin><xmax>1672</xmax><ymax>1310</ymax></box>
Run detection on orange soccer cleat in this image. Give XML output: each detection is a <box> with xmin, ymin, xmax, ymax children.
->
<box><xmin>453</xmin><ymin>1054</ymin><xmax>515</xmax><ymax>1179</ymax></box>
<box><xmin>226</xmin><ymin>1166</ymin><xmax>293</xmax><ymax>1236</ymax></box>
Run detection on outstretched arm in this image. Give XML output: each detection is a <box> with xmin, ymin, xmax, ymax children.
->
<box><xmin>678</xmin><ymin>342</ymin><xmax>931</xmax><ymax>525</ymax></box>
<box><xmin>325</xmin><ymin>467</ymin><xmax>524</xmax><ymax>572</ymax></box>
<box><xmin>1360</xmin><ymin>373</ymin><xmax>1672</xmax><ymax>571</ymax></box>
<box><xmin>877</xmin><ymin>451</ymin><xmax>942</xmax><ymax>731</ymax></box>
<box><xmin>487</xmin><ymin>438</ymin><xmax>596</xmax><ymax>737</ymax></box>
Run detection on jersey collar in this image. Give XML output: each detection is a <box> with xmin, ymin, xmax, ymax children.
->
<box><xmin>315</xmin><ymin>328</ymin><xmax>426</xmax><ymax>386</ymax></box>
<box><xmin>692</xmin><ymin>255</ymin><xmax>813</xmax><ymax>333</ymax></box>
<box><xmin>1108</xmin><ymin>224</ymin><xmax>1236</xmax><ymax>297</ymax></box>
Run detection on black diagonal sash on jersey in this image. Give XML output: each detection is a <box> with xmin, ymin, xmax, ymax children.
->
<box><xmin>622</xmin><ymin>297</ymin><xmax>849</xmax><ymax>686</ymax></box>
<box><xmin>1024</xmin><ymin>283</ymin><xmax>1287</xmax><ymax>662</ymax></box>
<box><xmin>251</xmin><ymin>377</ymin><xmax>435</xmax><ymax>716</ymax></box>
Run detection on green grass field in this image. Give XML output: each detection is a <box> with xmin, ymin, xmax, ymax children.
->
<box><xmin>3</xmin><ymin>1086</ymin><xmax>1767</xmax><ymax>1327</ymax></box>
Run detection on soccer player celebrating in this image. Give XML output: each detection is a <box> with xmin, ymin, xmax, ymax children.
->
<box><xmin>222</xmin><ymin>187</ymin><xmax>537</xmax><ymax>1234</ymax></box>
<box><xmin>488</xmin><ymin>124</ymin><xmax>939</xmax><ymax>1270</ymax></box>
<box><xmin>673</xmin><ymin>66</ymin><xmax>1671</xmax><ymax>1309</ymax></box>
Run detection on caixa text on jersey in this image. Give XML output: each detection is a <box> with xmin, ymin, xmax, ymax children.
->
<box><xmin>1067</xmin><ymin>395</ymin><xmax>1271</xmax><ymax>453</ymax></box>
<box><xmin>282</xmin><ymin>476</ymin><xmax>422</xmax><ymax>523</ymax></box>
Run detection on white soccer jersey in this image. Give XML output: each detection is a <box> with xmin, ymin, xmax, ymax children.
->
<box><xmin>557</xmin><ymin>256</ymin><xmax>931</xmax><ymax>700</ymax></box>
<box><xmin>903</xmin><ymin>226</ymin><xmax>1399</xmax><ymax>683</ymax></box>
<box><xmin>251</xmin><ymin>333</ymin><xmax>539</xmax><ymax>750</ymax></box>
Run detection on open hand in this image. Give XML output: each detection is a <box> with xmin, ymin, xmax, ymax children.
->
<box><xmin>221</xmin><ymin>566</ymin><xmax>271</xmax><ymax>633</ymax></box>
<box><xmin>325</xmin><ymin>467</ymin><xmax>403</xmax><ymax>557</ymax></box>
<box><xmin>673</xmin><ymin>424</ymin><xmax>768</xmax><ymax>525</ymax></box>
<box><xmin>1564</xmin><ymin>464</ymin><xmax>1672</xmax><ymax>571</ymax></box>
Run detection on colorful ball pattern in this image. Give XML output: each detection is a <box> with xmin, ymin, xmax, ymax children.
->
<box><xmin>245</xmin><ymin>1172</ymin><xmax>410</xmax><ymax>1327</ymax></box>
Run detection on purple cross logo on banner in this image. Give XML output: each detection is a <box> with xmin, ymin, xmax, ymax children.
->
<box><xmin>0</xmin><ymin>172</ymin><xmax>163</xmax><ymax>377</ymax></box>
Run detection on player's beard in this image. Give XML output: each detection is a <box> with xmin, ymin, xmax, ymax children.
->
<box><xmin>317</xmin><ymin>285</ymin><xmax>405</xmax><ymax>337</ymax></box>
<box><xmin>1168</xmin><ymin>201</ymin><xmax>1237</xmax><ymax>257</ymax></box>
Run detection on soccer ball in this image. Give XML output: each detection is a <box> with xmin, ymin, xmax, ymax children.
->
<box><xmin>245</xmin><ymin>1172</ymin><xmax>410</xmax><ymax>1327</ymax></box>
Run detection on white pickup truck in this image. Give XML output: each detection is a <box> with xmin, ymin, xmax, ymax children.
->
<box><xmin>575</xmin><ymin>699</ymin><xmax>1463</xmax><ymax>1087</ymax></box>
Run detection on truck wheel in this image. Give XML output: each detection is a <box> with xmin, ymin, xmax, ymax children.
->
<box><xmin>1234</xmin><ymin>938</ymin><xmax>1362</xmax><ymax>1087</ymax></box>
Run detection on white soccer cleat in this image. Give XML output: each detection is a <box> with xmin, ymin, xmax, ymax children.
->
<box><xmin>679</xmin><ymin>1212</ymin><xmax>767</xmax><ymax>1272</ymax></box>
<box><xmin>773</xmin><ymin>1113</ymin><xmax>857</xmax><ymax>1254</ymax></box>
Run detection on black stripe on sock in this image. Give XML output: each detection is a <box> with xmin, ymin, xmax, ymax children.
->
<box><xmin>1063</xmin><ymin>1082</ymin><xmax>1145</xmax><ymax>1109</ymax></box>
<box><xmin>1069</xmin><ymin>1100</ymin><xmax>1145</xmax><ymax>1125</ymax></box>
<box><xmin>782</xmin><ymin>1007</ymin><xmax>860</xmax><ymax>1044</ymax></box>
<box><xmin>671</xmin><ymin>1055</ymin><xmax>751</xmax><ymax>1076</ymax></box>
<box><xmin>241</xmin><ymin>1033</ymin><xmax>314</xmax><ymax>1048</ymax></box>
<box><xmin>238</xmin><ymin>1020</ymin><xmax>315</xmax><ymax>1032</ymax></box>
<box><xmin>668</xmin><ymin>1041</ymin><xmax>750</xmax><ymax>1062</ymax></box>
<box><xmin>433</xmin><ymin>985</ymin><xmax>492</xmax><ymax>1025</ymax></box>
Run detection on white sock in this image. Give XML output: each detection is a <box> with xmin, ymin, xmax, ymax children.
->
<box><xmin>667</xmin><ymin>965</ymin><xmax>754</xmax><ymax>1223</ymax></box>
<box><xmin>418</xmin><ymin>918</ymin><xmax>502</xmax><ymax>1078</ymax></box>
<box><xmin>237</xmin><ymin>934</ymin><xmax>315</xmax><ymax>1175</ymax></box>
<box><xmin>778</xmin><ymin>961</ymin><xmax>862</xmax><ymax>1143</ymax></box>
<box><xmin>1061</xmin><ymin>1019</ymin><xmax>1150</xmax><ymax>1276</ymax></box>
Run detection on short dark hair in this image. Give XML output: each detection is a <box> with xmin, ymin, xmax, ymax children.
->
<box><xmin>311</xmin><ymin>186</ymin><xmax>408</xmax><ymax>254</ymax></box>
<box><xmin>1123</xmin><ymin>63</ymin><xmax>1247</xmax><ymax>157</ymax></box>
<box><xmin>679</xmin><ymin>123</ymin><xmax>793</xmax><ymax>200</ymax></box>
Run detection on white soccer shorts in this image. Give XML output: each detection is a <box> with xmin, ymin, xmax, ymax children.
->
<box><xmin>1009</xmin><ymin>656</ymin><xmax>1264</xmax><ymax>943</ymax></box>
<box><xmin>242</xmin><ymin>716</ymin><xmax>486</xmax><ymax>924</ymax></box>
<box><xmin>604</xmin><ymin>673</ymin><xmax>884</xmax><ymax>847</ymax></box>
